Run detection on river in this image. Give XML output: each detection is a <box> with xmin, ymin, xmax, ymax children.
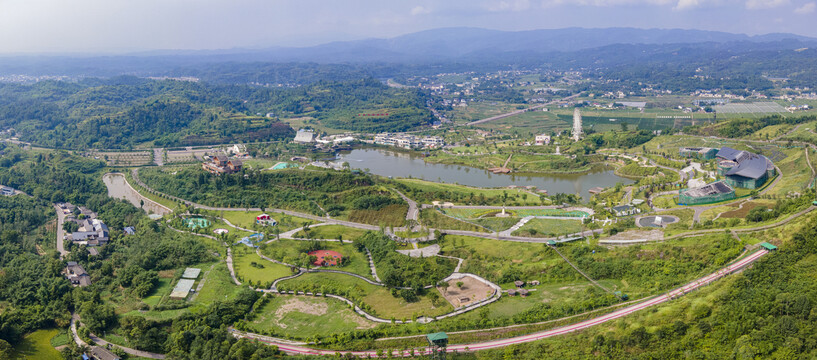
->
<box><xmin>338</xmin><ymin>149</ymin><xmax>632</xmax><ymax>199</ymax></box>
<box><xmin>102</xmin><ymin>173</ymin><xmax>171</xmax><ymax>216</ymax></box>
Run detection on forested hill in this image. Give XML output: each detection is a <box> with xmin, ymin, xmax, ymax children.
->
<box><xmin>0</xmin><ymin>77</ymin><xmax>431</xmax><ymax>149</ymax></box>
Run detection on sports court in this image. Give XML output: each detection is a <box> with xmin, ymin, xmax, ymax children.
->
<box><xmin>183</xmin><ymin>218</ymin><xmax>210</xmax><ymax>230</ymax></box>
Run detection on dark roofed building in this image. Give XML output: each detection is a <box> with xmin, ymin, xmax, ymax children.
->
<box><xmin>612</xmin><ymin>204</ymin><xmax>640</xmax><ymax>217</ymax></box>
<box><xmin>716</xmin><ymin>147</ymin><xmax>750</xmax><ymax>163</ymax></box>
<box><xmin>724</xmin><ymin>154</ymin><xmax>775</xmax><ymax>189</ymax></box>
<box><xmin>65</xmin><ymin>261</ymin><xmax>91</xmax><ymax>287</ymax></box>
<box><xmin>202</xmin><ymin>154</ymin><xmax>242</xmax><ymax>175</ymax></box>
<box><xmin>88</xmin><ymin>346</ymin><xmax>121</xmax><ymax>360</ymax></box>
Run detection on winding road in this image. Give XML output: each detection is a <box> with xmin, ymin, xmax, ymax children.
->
<box><xmin>239</xmin><ymin>249</ymin><xmax>769</xmax><ymax>356</ymax></box>
<box><xmin>54</xmin><ymin>205</ymin><xmax>68</xmax><ymax>258</ymax></box>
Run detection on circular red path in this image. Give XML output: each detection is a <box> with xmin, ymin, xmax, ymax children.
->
<box><xmin>308</xmin><ymin>250</ymin><xmax>343</xmax><ymax>266</ymax></box>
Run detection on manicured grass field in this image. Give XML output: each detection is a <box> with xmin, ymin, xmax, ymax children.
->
<box><xmin>440</xmin><ymin>235</ymin><xmax>567</xmax><ymax>284</ymax></box>
<box><xmin>292</xmin><ymin>225</ymin><xmax>368</xmax><ymax>241</ymax></box>
<box><xmin>418</xmin><ymin>209</ymin><xmax>489</xmax><ymax>233</ymax></box>
<box><xmin>220</xmin><ymin>210</ymin><xmax>317</xmax><ymax>232</ymax></box>
<box><xmin>232</xmin><ymin>246</ymin><xmax>293</xmax><ymax>287</ymax></box>
<box><xmin>766</xmin><ymin>147</ymin><xmax>812</xmax><ymax>197</ymax></box>
<box><xmin>124</xmin><ymin>170</ymin><xmax>181</xmax><ymax>210</ymax></box>
<box><xmin>12</xmin><ymin>329</ymin><xmax>62</xmax><ymax>360</ymax></box>
<box><xmin>394</xmin><ymin>178</ymin><xmax>543</xmax><ymax>206</ymax></box>
<box><xmin>141</xmin><ymin>277</ymin><xmax>174</xmax><ymax>307</ymax></box>
<box><xmin>341</xmin><ymin>204</ymin><xmax>408</xmax><ymax>227</ymax></box>
<box><xmin>260</xmin><ymin>239</ymin><xmax>372</xmax><ymax>278</ymax></box>
<box><xmin>48</xmin><ymin>329</ymin><xmax>69</xmax><ymax>348</ymax></box>
<box><xmin>192</xmin><ymin>263</ymin><xmax>245</xmax><ymax>305</ymax></box>
<box><xmin>474</xmin><ymin>217</ymin><xmax>520</xmax><ymax>232</ymax></box>
<box><xmin>245</xmin><ymin>295</ymin><xmax>376</xmax><ymax>338</ymax></box>
<box><xmin>279</xmin><ymin>273</ymin><xmax>454</xmax><ymax>320</ymax></box>
<box><xmin>511</xmin><ymin>218</ymin><xmax>584</xmax><ymax>237</ymax></box>
<box><xmin>444</xmin><ymin>101</ymin><xmax>524</xmax><ymax>124</ymax></box>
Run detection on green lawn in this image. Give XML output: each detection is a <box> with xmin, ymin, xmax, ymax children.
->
<box><xmin>393</xmin><ymin>178</ymin><xmax>543</xmax><ymax>206</ymax></box>
<box><xmin>192</xmin><ymin>262</ymin><xmax>245</xmax><ymax>306</ymax></box>
<box><xmin>244</xmin><ymin>295</ymin><xmax>377</xmax><ymax>338</ymax></box>
<box><xmin>278</xmin><ymin>273</ymin><xmax>453</xmax><ymax>320</ymax></box>
<box><xmin>124</xmin><ymin>170</ymin><xmax>181</xmax><ymax>210</ymax></box>
<box><xmin>141</xmin><ymin>277</ymin><xmax>175</xmax><ymax>307</ymax></box>
<box><xmin>292</xmin><ymin>225</ymin><xmax>368</xmax><ymax>241</ymax></box>
<box><xmin>260</xmin><ymin>239</ymin><xmax>373</xmax><ymax>279</ymax></box>
<box><xmin>220</xmin><ymin>211</ymin><xmax>318</xmax><ymax>233</ymax></box>
<box><xmin>232</xmin><ymin>246</ymin><xmax>294</xmax><ymax>288</ymax></box>
<box><xmin>511</xmin><ymin>218</ymin><xmax>584</xmax><ymax>237</ymax></box>
<box><xmin>48</xmin><ymin>330</ymin><xmax>69</xmax><ymax>348</ymax></box>
<box><xmin>766</xmin><ymin>147</ymin><xmax>813</xmax><ymax>197</ymax></box>
<box><xmin>12</xmin><ymin>329</ymin><xmax>62</xmax><ymax>360</ymax></box>
<box><xmin>440</xmin><ymin>235</ymin><xmax>567</xmax><ymax>284</ymax></box>
<box><xmin>418</xmin><ymin>209</ymin><xmax>489</xmax><ymax>233</ymax></box>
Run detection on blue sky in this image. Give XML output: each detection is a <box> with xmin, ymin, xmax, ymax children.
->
<box><xmin>0</xmin><ymin>0</ymin><xmax>814</xmax><ymax>53</ymax></box>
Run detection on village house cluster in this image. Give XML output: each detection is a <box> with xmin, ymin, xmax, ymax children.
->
<box><xmin>58</xmin><ymin>203</ymin><xmax>110</xmax><ymax>248</ymax></box>
<box><xmin>374</xmin><ymin>133</ymin><xmax>445</xmax><ymax>149</ymax></box>
<box><xmin>202</xmin><ymin>154</ymin><xmax>243</xmax><ymax>175</ymax></box>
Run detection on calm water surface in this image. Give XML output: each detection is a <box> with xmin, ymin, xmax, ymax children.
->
<box><xmin>103</xmin><ymin>173</ymin><xmax>170</xmax><ymax>215</ymax></box>
<box><xmin>339</xmin><ymin>149</ymin><xmax>633</xmax><ymax>199</ymax></box>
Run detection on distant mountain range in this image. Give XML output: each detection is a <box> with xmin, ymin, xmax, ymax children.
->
<box><xmin>0</xmin><ymin>27</ymin><xmax>815</xmax><ymax>78</ymax></box>
<box><xmin>243</xmin><ymin>27</ymin><xmax>816</xmax><ymax>62</ymax></box>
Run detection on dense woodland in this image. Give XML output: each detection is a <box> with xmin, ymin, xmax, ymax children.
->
<box><xmin>0</xmin><ymin>147</ymin><xmax>320</xmax><ymax>359</ymax></box>
<box><xmin>139</xmin><ymin>167</ymin><xmax>407</xmax><ymax>226</ymax></box>
<box><xmin>0</xmin><ymin>77</ymin><xmax>434</xmax><ymax>149</ymax></box>
<box><xmin>462</xmin><ymin>216</ymin><xmax>817</xmax><ymax>359</ymax></box>
<box><xmin>685</xmin><ymin>114</ymin><xmax>817</xmax><ymax>139</ymax></box>
<box><xmin>356</xmin><ymin>232</ymin><xmax>455</xmax><ymax>295</ymax></box>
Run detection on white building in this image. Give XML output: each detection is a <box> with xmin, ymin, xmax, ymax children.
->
<box><xmin>535</xmin><ymin>134</ymin><xmax>551</xmax><ymax>146</ymax></box>
<box><xmin>293</xmin><ymin>129</ymin><xmax>315</xmax><ymax>144</ymax></box>
<box><xmin>227</xmin><ymin>144</ymin><xmax>246</xmax><ymax>155</ymax></box>
<box><xmin>374</xmin><ymin>133</ymin><xmax>444</xmax><ymax>149</ymax></box>
<box><xmin>421</xmin><ymin>136</ymin><xmax>445</xmax><ymax>148</ymax></box>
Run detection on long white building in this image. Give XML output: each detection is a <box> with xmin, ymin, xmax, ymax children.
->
<box><xmin>374</xmin><ymin>133</ymin><xmax>444</xmax><ymax>149</ymax></box>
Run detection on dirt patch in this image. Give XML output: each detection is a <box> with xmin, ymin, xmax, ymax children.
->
<box><xmin>606</xmin><ymin>229</ymin><xmax>663</xmax><ymax>241</ymax></box>
<box><xmin>438</xmin><ymin>276</ymin><xmax>494</xmax><ymax>308</ymax></box>
<box><xmin>273</xmin><ymin>297</ymin><xmax>329</xmax><ymax>329</ymax></box>
<box><xmin>720</xmin><ymin>201</ymin><xmax>771</xmax><ymax>219</ymax></box>
<box><xmin>158</xmin><ymin>270</ymin><xmax>176</xmax><ymax>278</ymax></box>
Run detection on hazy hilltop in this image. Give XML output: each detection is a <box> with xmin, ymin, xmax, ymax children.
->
<box><xmin>285</xmin><ymin>27</ymin><xmax>816</xmax><ymax>61</ymax></box>
<box><xmin>0</xmin><ymin>27</ymin><xmax>815</xmax><ymax>78</ymax></box>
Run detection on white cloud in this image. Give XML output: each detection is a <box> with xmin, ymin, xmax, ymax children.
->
<box><xmin>745</xmin><ymin>0</ymin><xmax>789</xmax><ymax>8</ymax></box>
<box><xmin>540</xmin><ymin>0</ymin><xmax>684</xmax><ymax>8</ymax></box>
<box><xmin>674</xmin><ymin>0</ymin><xmax>701</xmax><ymax>9</ymax></box>
<box><xmin>410</xmin><ymin>5</ymin><xmax>431</xmax><ymax>15</ymax></box>
<box><xmin>485</xmin><ymin>0</ymin><xmax>532</xmax><ymax>11</ymax></box>
<box><xmin>794</xmin><ymin>1</ymin><xmax>816</xmax><ymax>12</ymax></box>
